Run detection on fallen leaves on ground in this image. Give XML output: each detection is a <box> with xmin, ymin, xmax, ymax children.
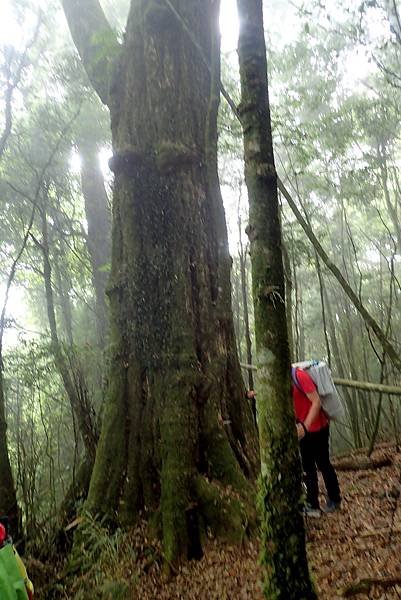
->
<box><xmin>132</xmin><ymin>445</ymin><xmax>401</xmax><ymax>599</ymax></box>
<box><xmin>33</xmin><ymin>444</ymin><xmax>401</xmax><ymax>599</ymax></box>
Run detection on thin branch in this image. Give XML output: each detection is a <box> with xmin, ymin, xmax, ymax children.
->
<box><xmin>0</xmin><ymin>12</ymin><xmax>43</xmax><ymax>159</ymax></box>
<box><xmin>0</xmin><ymin>107</ymin><xmax>82</xmax><ymax>356</ymax></box>
<box><xmin>277</xmin><ymin>179</ymin><xmax>401</xmax><ymax>373</ymax></box>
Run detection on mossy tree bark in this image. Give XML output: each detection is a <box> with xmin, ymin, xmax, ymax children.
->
<box><xmin>62</xmin><ymin>0</ymin><xmax>258</xmax><ymax>565</ymax></box>
<box><xmin>236</xmin><ymin>0</ymin><xmax>316</xmax><ymax>598</ymax></box>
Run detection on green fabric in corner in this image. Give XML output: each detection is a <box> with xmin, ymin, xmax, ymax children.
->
<box><xmin>0</xmin><ymin>544</ymin><xmax>28</xmax><ymax>600</ymax></box>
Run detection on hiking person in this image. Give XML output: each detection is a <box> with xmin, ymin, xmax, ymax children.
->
<box><xmin>292</xmin><ymin>366</ymin><xmax>341</xmax><ymax>517</ymax></box>
<box><xmin>0</xmin><ymin>521</ymin><xmax>34</xmax><ymax>599</ymax></box>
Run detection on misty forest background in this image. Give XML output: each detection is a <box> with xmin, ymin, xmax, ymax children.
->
<box><xmin>1</xmin><ymin>0</ymin><xmax>401</xmax><ymax>597</ymax></box>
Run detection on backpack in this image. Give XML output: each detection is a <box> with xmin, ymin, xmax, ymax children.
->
<box><xmin>291</xmin><ymin>360</ymin><xmax>345</xmax><ymax>422</ymax></box>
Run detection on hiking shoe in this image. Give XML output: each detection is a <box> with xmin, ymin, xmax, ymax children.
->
<box><xmin>303</xmin><ymin>505</ymin><xmax>321</xmax><ymax>518</ymax></box>
<box><xmin>322</xmin><ymin>500</ymin><xmax>341</xmax><ymax>513</ymax></box>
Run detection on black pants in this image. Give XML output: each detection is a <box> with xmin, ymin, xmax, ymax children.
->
<box><xmin>299</xmin><ymin>425</ymin><xmax>341</xmax><ymax>509</ymax></box>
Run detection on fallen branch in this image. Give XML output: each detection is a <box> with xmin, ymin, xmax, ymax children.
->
<box><xmin>278</xmin><ymin>179</ymin><xmax>401</xmax><ymax>374</ymax></box>
<box><xmin>334</xmin><ymin>378</ymin><xmax>401</xmax><ymax>395</ymax></box>
<box><xmin>239</xmin><ymin>363</ymin><xmax>401</xmax><ymax>395</ymax></box>
<box><xmin>333</xmin><ymin>455</ymin><xmax>392</xmax><ymax>471</ymax></box>
<box><xmin>334</xmin><ymin>441</ymin><xmax>396</xmax><ymax>460</ymax></box>
<box><xmin>340</xmin><ymin>575</ymin><xmax>401</xmax><ymax>597</ymax></box>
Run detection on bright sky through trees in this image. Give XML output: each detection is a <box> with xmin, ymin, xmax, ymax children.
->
<box><xmin>0</xmin><ymin>0</ymin><xmax>393</xmax><ymax>347</ymax></box>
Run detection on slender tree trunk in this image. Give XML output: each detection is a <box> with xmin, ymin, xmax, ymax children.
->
<box><xmin>278</xmin><ymin>180</ymin><xmax>401</xmax><ymax>373</ymax></box>
<box><xmin>40</xmin><ymin>206</ymin><xmax>98</xmax><ymax>462</ymax></box>
<box><xmin>79</xmin><ymin>141</ymin><xmax>111</xmax><ymax>348</ymax></box>
<box><xmin>62</xmin><ymin>0</ymin><xmax>259</xmax><ymax>566</ymax></box>
<box><xmin>236</xmin><ymin>0</ymin><xmax>316</xmax><ymax>597</ymax></box>
<box><xmin>54</xmin><ymin>252</ymin><xmax>74</xmax><ymax>346</ymax></box>
<box><xmin>291</xmin><ymin>241</ymin><xmax>302</xmax><ymax>360</ymax></box>
<box><xmin>238</xmin><ymin>216</ymin><xmax>254</xmax><ymax>390</ymax></box>
<box><xmin>315</xmin><ymin>253</ymin><xmax>331</xmax><ymax>365</ymax></box>
<box><xmin>282</xmin><ymin>242</ymin><xmax>294</xmax><ymax>362</ymax></box>
<box><xmin>378</xmin><ymin>152</ymin><xmax>401</xmax><ymax>250</ymax></box>
<box><xmin>298</xmin><ymin>286</ymin><xmax>306</xmax><ymax>360</ymax></box>
<box><xmin>233</xmin><ymin>263</ymin><xmax>243</xmax><ymax>360</ymax></box>
<box><xmin>323</xmin><ymin>282</ymin><xmax>361</xmax><ymax>447</ymax></box>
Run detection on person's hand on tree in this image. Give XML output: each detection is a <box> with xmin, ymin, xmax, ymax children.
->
<box><xmin>246</xmin><ymin>390</ymin><xmax>256</xmax><ymax>399</ymax></box>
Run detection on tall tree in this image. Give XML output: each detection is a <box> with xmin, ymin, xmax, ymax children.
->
<box><xmin>78</xmin><ymin>138</ymin><xmax>111</xmax><ymax>349</ymax></box>
<box><xmin>61</xmin><ymin>0</ymin><xmax>258</xmax><ymax>565</ymax></box>
<box><xmin>236</xmin><ymin>0</ymin><xmax>316</xmax><ymax>597</ymax></box>
<box><xmin>0</xmin><ymin>8</ymin><xmax>44</xmax><ymax>541</ymax></box>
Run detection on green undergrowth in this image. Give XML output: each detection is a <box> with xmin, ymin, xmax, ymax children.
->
<box><xmin>43</xmin><ymin>513</ymin><xmax>154</xmax><ymax>599</ymax></box>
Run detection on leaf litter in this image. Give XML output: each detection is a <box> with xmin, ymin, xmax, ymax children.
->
<box><xmin>132</xmin><ymin>445</ymin><xmax>401</xmax><ymax>599</ymax></box>
<box><xmin>33</xmin><ymin>444</ymin><xmax>401</xmax><ymax>599</ymax></box>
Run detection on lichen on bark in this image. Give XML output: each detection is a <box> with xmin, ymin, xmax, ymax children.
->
<box><xmin>236</xmin><ymin>0</ymin><xmax>317</xmax><ymax>596</ymax></box>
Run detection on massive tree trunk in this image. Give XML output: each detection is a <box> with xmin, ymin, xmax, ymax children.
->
<box><xmin>236</xmin><ymin>0</ymin><xmax>316</xmax><ymax>597</ymax></box>
<box><xmin>62</xmin><ymin>0</ymin><xmax>258</xmax><ymax>565</ymax></box>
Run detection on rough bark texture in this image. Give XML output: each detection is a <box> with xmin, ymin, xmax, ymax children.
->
<box><xmin>236</xmin><ymin>0</ymin><xmax>316</xmax><ymax>598</ymax></box>
<box><xmin>62</xmin><ymin>0</ymin><xmax>259</xmax><ymax>566</ymax></box>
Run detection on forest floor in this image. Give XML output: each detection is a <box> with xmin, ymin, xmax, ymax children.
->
<box><xmin>132</xmin><ymin>443</ymin><xmax>401</xmax><ymax>600</ymax></box>
<box><xmin>34</xmin><ymin>443</ymin><xmax>401</xmax><ymax>599</ymax></box>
